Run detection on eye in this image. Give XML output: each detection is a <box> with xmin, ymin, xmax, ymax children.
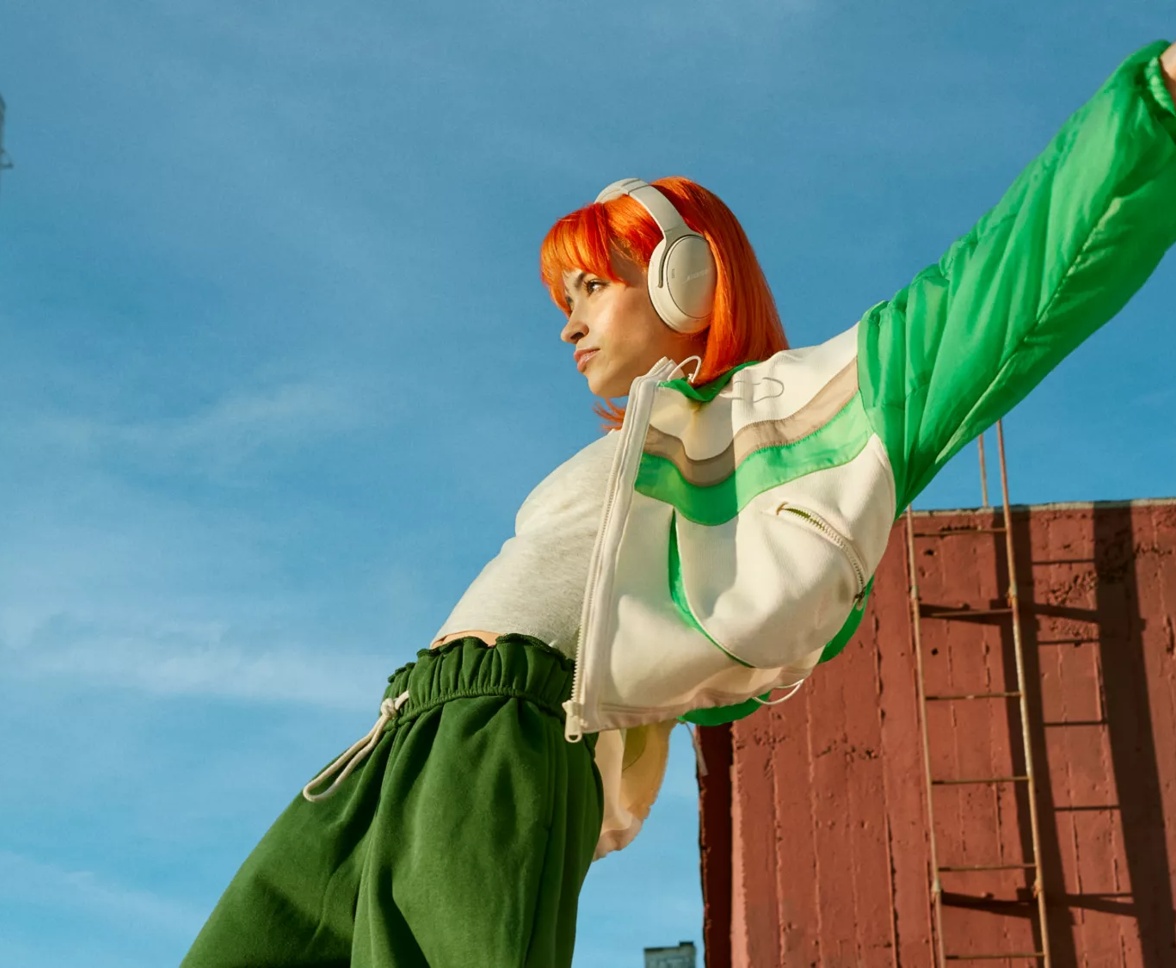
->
<box><xmin>563</xmin><ymin>276</ymin><xmax>606</xmax><ymax>314</ymax></box>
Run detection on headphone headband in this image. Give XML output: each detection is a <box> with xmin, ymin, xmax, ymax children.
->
<box><xmin>596</xmin><ymin>179</ymin><xmax>692</xmax><ymax>241</ymax></box>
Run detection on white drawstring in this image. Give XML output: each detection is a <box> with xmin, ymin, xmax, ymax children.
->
<box><xmin>671</xmin><ymin>355</ymin><xmax>703</xmax><ymax>384</ymax></box>
<box><xmin>753</xmin><ymin>680</ymin><xmax>805</xmax><ymax>706</ymax></box>
<box><xmin>302</xmin><ymin>690</ymin><xmax>411</xmax><ymax>803</ymax></box>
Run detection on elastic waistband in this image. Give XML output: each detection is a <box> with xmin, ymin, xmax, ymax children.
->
<box><xmin>303</xmin><ymin>634</ymin><xmax>580</xmax><ymax>803</ymax></box>
<box><xmin>382</xmin><ymin>633</ymin><xmax>577</xmax><ymax>725</ymax></box>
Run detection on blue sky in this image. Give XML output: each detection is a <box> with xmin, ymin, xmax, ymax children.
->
<box><xmin>1</xmin><ymin>3</ymin><xmax>1173</xmax><ymax>965</ymax></box>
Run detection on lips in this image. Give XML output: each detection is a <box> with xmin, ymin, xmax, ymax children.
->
<box><xmin>574</xmin><ymin>348</ymin><xmax>599</xmax><ymax>373</ymax></box>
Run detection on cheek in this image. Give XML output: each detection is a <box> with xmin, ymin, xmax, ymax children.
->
<box><xmin>597</xmin><ymin>303</ymin><xmax>639</xmax><ymax>352</ymax></box>
<box><xmin>620</xmin><ymin>293</ymin><xmax>666</xmax><ymax>346</ymax></box>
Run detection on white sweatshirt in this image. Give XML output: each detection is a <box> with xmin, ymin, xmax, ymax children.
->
<box><xmin>432</xmin><ymin>432</ymin><xmax>618</xmax><ymax>656</ymax></box>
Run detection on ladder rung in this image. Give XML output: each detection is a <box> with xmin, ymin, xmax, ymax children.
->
<box><xmin>945</xmin><ymin>955</ymin><xmax>1043</xmax><ymax>962</ymax></box>
<box><xmin>925</xmin><ymin>691</ymin><xmax>1022</xmax><ymax>701</ymax></box>
<box><xmin>1054</xmin><ymin>804</ymin><xmax>1119</xmax><ymax>812</ymax></box>
<box><xmin>938</xmin><ymin>863</ymin><xmax>1036</xmax><ymax>872</ymax></box>
<box><xmin>933</xmin><ymin>776</ymin><xmax>1029</xmax><ymax>786</ymax></box>
<box><xmin>922</xmin><ymin>607</ymin><xmax>1013</xmax><ymax>618</ymax></box>
<box><xmin>911</xmin><ymin>527</ymin><xmax>1008</xmax><ymax>537</ymax></box>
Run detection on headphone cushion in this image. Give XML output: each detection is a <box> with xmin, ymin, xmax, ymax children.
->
<box><xmin>654</xmin><ymin>235</ymin><xmax>716</xmax><ymax>333</ymax></box>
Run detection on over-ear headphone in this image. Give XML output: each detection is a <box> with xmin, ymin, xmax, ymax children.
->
<box><xmin>594</xmin><ymin>178</ymin><xmax>716</xmax><ymax>335</ymax></box>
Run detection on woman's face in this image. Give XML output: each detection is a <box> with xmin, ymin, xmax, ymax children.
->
<box><xmin>560</xmin><ymin>253</ymin><xmax>708</xmax><ymax>399</ymax></box>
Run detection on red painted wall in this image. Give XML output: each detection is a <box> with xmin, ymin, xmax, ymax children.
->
<box><xmin>699</xmin><ymin>499</ymin><xmax>1176</xmax><ymax>968</ymax></box>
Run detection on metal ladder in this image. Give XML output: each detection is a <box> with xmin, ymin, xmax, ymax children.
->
<box><xmin>905</xmin><ymin>421</ymin><xmax>1051</xmax><ymax>965</ymax></box>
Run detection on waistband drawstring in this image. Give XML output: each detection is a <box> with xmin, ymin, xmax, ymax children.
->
<box><xmin>302</xmin><ymin>690</ymin><xmax>411</xmax><ymax>803</ymax></box>
<box><xmin>753</xmin><ymin>679</ymin><xmax>805</xmax><ymax>706</ymax></box>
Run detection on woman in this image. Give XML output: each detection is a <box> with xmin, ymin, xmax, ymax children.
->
<box><xmin>182</xmin><ymin>39</ymin><xmax>1176</xmax><ymax>968</ymax></box>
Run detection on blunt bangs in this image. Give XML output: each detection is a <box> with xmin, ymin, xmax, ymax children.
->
<box><xmin>539</xmin><ymin>204</ymin><xmax>624</xmax><ymax>313</ymax></box>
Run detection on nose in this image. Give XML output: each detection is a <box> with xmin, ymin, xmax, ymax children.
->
<box><xmin>560</xmin><ymin>306</ymin><xmax>586</xmax><ymax>345</ymax></box>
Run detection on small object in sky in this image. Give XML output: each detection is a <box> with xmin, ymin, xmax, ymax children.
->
<box><xmin>0</xmin><ymin>93</ymin><xmax>13</xmax><ymax>200</ymax></box>
<box><xmin>644</xmin><ymin>940</ymin><xmax>698</xmax><ymax>968</ymax></box>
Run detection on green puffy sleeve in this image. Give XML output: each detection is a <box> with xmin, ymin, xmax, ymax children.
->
<box><xmin>858</xmin><ymin>41</ymin><xmax>1176</xmax><ymax>514</ymax></box>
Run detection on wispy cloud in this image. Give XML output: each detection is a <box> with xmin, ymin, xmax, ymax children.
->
<box><xmin>5</xmin><ymin>625</ymin><xmax>386</xmax><ymax>711</ymax></box>
<box><xmin>0</xmin><ymin>850</ymin><xmax>204</xmax><ymax>938</ymax></box>
<box><xmin>0</xmin><ymin>446</ymin><xmax>437</xmax><ymax>715</ymax></box>
<box><xmin>14</xmin><ymin>379</ymin><xmax>362</xmax><ymax>479</ymax></box>
<box><xmin>1133</xmin><ymin>386</ymin><xmax>1175</xmax><ymax>409</ymax></box>
<box><xmin>50</xmin><ymin>640</ymin><xmax>382</xmax><ymax>710</ymax></box>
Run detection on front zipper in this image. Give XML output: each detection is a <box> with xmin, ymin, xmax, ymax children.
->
<box><xmin>775</xmin><ymin>502</ymin><xmax>869</xmax><ymax>609</ymax></box>
<box><xmin>564</xmin><ymin>357</ymin><xmax>681</xmax><ymax>742</ymax></box>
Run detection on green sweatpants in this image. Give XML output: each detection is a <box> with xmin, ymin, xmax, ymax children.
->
<box><xmin>181</xmin><ymin>635</ymin><xmax>604</xmax><ymax>968</ymax></box>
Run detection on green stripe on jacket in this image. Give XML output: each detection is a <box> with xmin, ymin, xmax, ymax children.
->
<box><xmin>635</xmin><ymin>393</ymin><xmax>874</xmax><ymax>525</ymax></box>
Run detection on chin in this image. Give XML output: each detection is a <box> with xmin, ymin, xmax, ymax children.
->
<box><xmin>585</xmin><ymin>371</ymin><xmax>613</xmax><ymax>398</ymax></box>
<box><xmin>590</xmin><ymin>377</ymin><xmax>627</xmax><ymax>399</ymax></box>
<box><xmin>588</xmin><ymin>366</ymin><xmax>637</xmax><ymax>399</ymax></box>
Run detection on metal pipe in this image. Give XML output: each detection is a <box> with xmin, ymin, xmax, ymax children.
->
<box><xmin>905</xmin><ymin>508</ymin><xmax>948</xmax><ymax>968</ymax></box>
<box><xmin>995</xmin><ymin>419</ymin><xmax>1052</xmax><ymax>966</ymax></box>
<box><xmin>978</xmin><ymin>433</ymin><xmax>990</xmax><ymax>508</ymax></box>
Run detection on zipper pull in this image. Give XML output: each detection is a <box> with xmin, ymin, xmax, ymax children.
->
<box><xmin>563</xmin><ymin>700</ymin><xmax>586</xmax><ymax>743</ymax></box>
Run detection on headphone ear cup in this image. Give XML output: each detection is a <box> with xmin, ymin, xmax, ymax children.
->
<box><xmin>652</xmin><ymin>235</ymin><xmax>716</xmax><ymax>334</ymax></box>
<box><xmin>645</xmin><ymin>238</ymin><xmax>684</xmax><ymax>332</ymax></box>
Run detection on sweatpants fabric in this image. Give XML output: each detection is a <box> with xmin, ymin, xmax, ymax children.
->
<box><xmin>181</xmin><ymin>634</ymin><xmax>604</xmax><ymax>968</ymax></box>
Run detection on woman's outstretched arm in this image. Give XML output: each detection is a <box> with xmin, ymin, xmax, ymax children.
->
<box><xmin>857</xmin><ymin>40</ymin><xmax>1176</xmax><ymax>513</ymax></box>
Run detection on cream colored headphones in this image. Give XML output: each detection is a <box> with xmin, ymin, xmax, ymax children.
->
<box><xmin>594</xmin><ymin>178</ymin><xmax>716</xmax><ymax>335</ymax></box>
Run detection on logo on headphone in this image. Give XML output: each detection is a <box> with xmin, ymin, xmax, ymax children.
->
<box><xmin>685</xmin><ymin>269</ymin><xmax>710</xmax><ymax>282</ymax></box>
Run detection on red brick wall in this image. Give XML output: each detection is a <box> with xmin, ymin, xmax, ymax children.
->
<box><xmin>699</xmin><ymin>500</ymin><xmax>1176</xmax><ymax>968</ymax></box>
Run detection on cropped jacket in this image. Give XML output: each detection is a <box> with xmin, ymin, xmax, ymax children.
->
<box><xmin>582</xmin><ymin>42</ymin><xmax>1176</xmax><ymax>858</ymax></box>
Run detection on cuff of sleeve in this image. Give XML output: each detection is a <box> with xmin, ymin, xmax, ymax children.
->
<box><xmin>1143</xmin><ymin>44</ymin><xmax>1176</xmax><ymax>133</ymax></box>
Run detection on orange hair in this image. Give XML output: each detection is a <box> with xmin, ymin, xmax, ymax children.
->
<box><xmin>539</xmin><ymin>176</ymin><xmax>788</xmax><ymax>428</ymax></box>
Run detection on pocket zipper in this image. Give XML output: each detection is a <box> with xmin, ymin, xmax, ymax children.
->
<box><xmin>775</xmin><ymin>502</ymin><xmax>869</xmax><ymax>609</ymax></box>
